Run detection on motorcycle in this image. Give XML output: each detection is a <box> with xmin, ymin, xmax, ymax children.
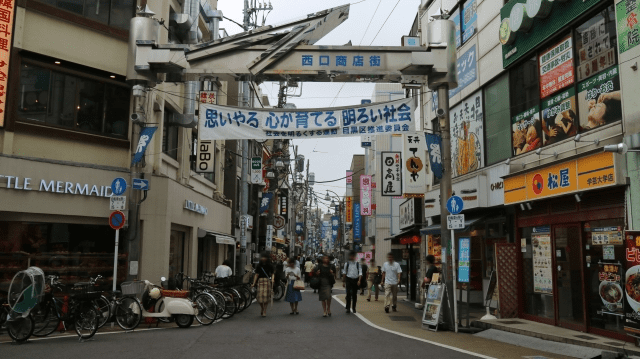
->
<box><xmin>124</xmin><ymin>277</ymin><xmax>198</xmax><ymax>328</ymax></box>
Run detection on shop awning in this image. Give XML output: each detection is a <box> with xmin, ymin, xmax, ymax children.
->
<box><xmin>216</xmin><ymin>236</ymin><xmax>236</xmax><ymax>245</ymax></box>
<box><xmin>197</xmin><ymin>228</ymin><xmax>236</xmax><ymax>245</ymax></box>
<box><xmin>383</xmin><ymin>226</ymin><xmax>421</xmax><ymax>241</ymax></box>
<box><xmin>419</xmin><ymin>216</ymin><xmax>485</xmax><ymax>235</ymax></box>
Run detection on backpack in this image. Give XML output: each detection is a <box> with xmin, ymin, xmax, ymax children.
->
<box><xmin>373</xmin><ymin>267</ymin><xmax>382</xmax><ymax>285</ymax></box>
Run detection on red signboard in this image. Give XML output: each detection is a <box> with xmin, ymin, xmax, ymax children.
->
<box><xmin>0</xmin><ymin>0</ymin><xmax>15</xmax><ymax>127</ymax></box>
<box><xmin>539</xmin><ymin>35</ymin><xmax>575</xmax><ymax>99</ymax></box>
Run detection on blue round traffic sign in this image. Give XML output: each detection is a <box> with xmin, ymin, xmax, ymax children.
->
<box><xmin>446</xmin><ymin>196</ymin><xmax>464</xmax><ymax>215</ymax></box>
<box><xmin>109</xmin><ymin>211</ymin><xmax>126</xmax><ymax>230</ymax></box>
<box><xmin>111</xmin><ymin>177</ymin><xmax>127</xmax><ymax>196</ymax></box>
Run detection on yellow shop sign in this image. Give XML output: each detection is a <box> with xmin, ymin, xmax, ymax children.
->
<box><xmin>504</xmin><ymin>152</ymin><xmax>620</xmax><ymax>204</ymax></box>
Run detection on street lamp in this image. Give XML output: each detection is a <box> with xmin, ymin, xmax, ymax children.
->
<box><xmin>325</xmin><ymin>191</ymin><xmax>331</xmax><ymax>201</ymax></box>
<box><xmin>266</xmin><ymin>171</ymin><xmax>275</xmax><ymax>179</ymax></box>
<box><xmin>603</xmin><ymin>143</ymin><xmax>638</xmax><ymax>154</ymax></box>
<box><xmin>275</xmin><ymin>160</ymin><xmax>285</xmax><ymax>169</ymax></box>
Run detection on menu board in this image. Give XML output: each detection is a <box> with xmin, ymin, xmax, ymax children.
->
<box><xmin>422</xmin><ymin>283</ymin><xmax>445</xmax><ymax>329</ymax></box>
<box><xmin>532</xmin><ymin>234</ymin><xmax>553</xmax><ymax>294</ymax></box>
<box><xmin>541</xmin><ymin>88</ymin><xmax>578</xmax><ymax>146</ymax></box>
<box><xmin>598</xmin><ymin>263</ymin><xmax>624</xmax><ymax>315</ymax></box>
<box><xmin>539</xmin><ymin>35</ymin><xmax>575</xmax><ymax>99</ymax></box>
<box><xmin>577</xmin><ymin>66</ymin><xmax>622</xmax><ymax>131</ymax></box>
<box><xmin>512</xmin><ymin>106</ymin><xmax>542</xmax><ymax>156</ymax></box>
<box><xmin>592</xmin><ymin>226</ymin><xmax>624</xmax><ymax>245</ymax></box>
<box><xmin>624</xmin><ymin>231</ymin><xmax>640</xmax><ymax>334</ymax></box>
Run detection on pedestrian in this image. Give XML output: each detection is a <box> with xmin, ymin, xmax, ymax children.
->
<box><xmin>359</xmin><ymin>258</ymin><xmax>368</xmax><ymax>295</ymax></box>
<box><xmin>381</xmin><ymin>252</ymin><xmax>402</xmax><ymax>313</ymax></box>
<box><xmin>295</xmin><ymin>255</ymin><xmax>301</xmax><ymax>269</ymax></box>
<box><xmin>253</xmin><ymin>252</ymin><xmax>275</xmax><ymax>317</ymax></box>
<box><xmin>215</xmin><ymin>260</ymin><xmax>233</xmax><ymax>279</ymax></box>
<box><xmin>333</xmin><ymin>256</ymin><xmax>340</xmax><ymax>280</ymax></box>
<box><xmin>284</xmin><ymin>258</ymin><xmax>302</xmax><ymax>315</ymax></box>
<box><xmin>366</xmin><ymin>260</ymin><xmax>380</xmax><ymax>302</ymax></box>
<box><xmin>315</xmin><ymin>253</ymin><xmax>336</xmax><ymax>317</ymax></box>
<box><xmin>421</xmin><ymin>255</ymin><xmax>439</xmax><ymax>289</ymax></box>
<box><xmin>342</xmin><ymin>251</ymin><xmax>362</xmax><ymax>314</ymax></box>
<box><xmin>304</xmin><ymin>257</ymin><xmax>314</xmax><ymax>285</ymax></box>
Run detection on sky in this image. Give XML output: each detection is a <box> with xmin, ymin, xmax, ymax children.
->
<box><xmin>217</xmin><ymin>0</ymin><xmax>421</xmax><ymax>213</ymax></box>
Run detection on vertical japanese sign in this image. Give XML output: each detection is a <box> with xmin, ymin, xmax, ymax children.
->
<box><xmin>0</xmin><ymin>0</ymin><xmax>14</xmax><ymax>128</ymax></box>
<box><xmin>449</xmin><ymin>45</ymin><xmax>477</xmax><ymax>98</ymax></box>
<box><xmin>458</xmin><ymin>237</ymin><xmax>471</xmax><ymax>283</ymax></box>
<box><xmin>250</xmin><ymin>157</ymin><xmax>262</xmax><ymax>184</ymax></box>
<box><xmin>331</xmin><ymin>216</ymin><xmax>340</xmax><ymax>241</ymax></box>
<box><xmin>381</xmin><ymin>152</ymin><xmax>402</xmax><ymax>197</ymax></box>
<box><xmin>576</xmin><ymin>16</ymin><xmax>614</xmax><ymax>81</ymax></box>
<box><xmin>451</xmin><ymin>8</ymin><xmax>461</xmax><ymax>48</ymax></box>
<box><xmin>402</xmin><ymin>133</ymin><xmax>428</xmax><ymax>196</ymax></box>
<box><xmin>625</xmin><ymin>231</ymin><xmax>640</xmax><ymax>334</ymax></box>
<box><xmin>425</xmin><ymin>134</ymin><xmax>443</xmax><ymax>179</ymax></box>
<box><xmin>199</xmin><ymin>90</ymin><xmax>217</xmax><ymax>104</ymax></box>
<box><xmin>132</xmin><ymin>127</ymin><xmax>158</xmax><ymax>165</ymax></box>
<box><xmin>512</xmin><ymin>106</ymin><xmax>542</xmax><ymax>156</ymax></box>
<box><xmin>539</xmin><ymin>35</ymin><xmax>574</xmax><ymax>99</ymax></box>
<box><xmin>266</xmin><ymin>225</ymin><xmax>274</xmax><ymax>250</ymax></box>
<box><xmin>462</xmin><ymin>0</ymin><xmax>477</xmax><ymax>44</ymax></box>
<box><xmin>346</xmin><ymin>196</ymin><xmax>353</xmax><ymax>223</ymax></box>
<box><xmin>532</xmin><ymin>234</ymin><xmax>553</xmax><ymax>294</ymax></box>
<box><xmin>279</xmin><ymin>192</ymin><xmax>288</xmax><ymax>216</ymax></box>
<box><xmin>354</xmin><ymin>203</ymin><xmax>361</xmax><ymax>242</ymax></box>
<box><xmin>346</xmin><ymin>170</ymin><xmax>353</xmax><ymax>197</ymax></box>
<box><xmin>617</xmin><ymin>0</ymin><xmax>640</xmax><ymax>54</ymax></box>
<box><xmin>450</xmin><ymin>90</ymin><xmax>483</xmax><ymax>177</ymax></box>
<box><xmin>360</xmin><ymin>175</ymin><xmax>372</xmax><ymax>215</ymax></box>
<box><xmin>260</xmin><ymin>193</ymin><xmax>273</xmax><ymax>214</ymax></box>
<box><xmin>295</xmin><ymin>222</ymin><xmax>303</xmax><ymax>234</ymax></box>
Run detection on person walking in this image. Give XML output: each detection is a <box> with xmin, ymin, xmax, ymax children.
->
<box><xmin>253</xmin><ymin>253</ymin><xmax>275</xmax><ymax>317</ymax></box>
<box><xmin>315</xmin><ymin>254</ymin><xmax>336</xmax><ymax>317</ymax></box>
<box><xmin>284</xmin><ymin>258</ymin><xmax>302</xmax><ymax>315</ymax></box>
<box><xmin>342</xmin><ymin>251</ymin><xmax>362</xmax><ymax>314</ymax></box>
<box><xmin>381</xmin><ymin>252</ymin><xmax>402</xmax><ymax>313</ymax></box>
<box><xmin>366</xmin><ymin>260</ymin><xmax>380</xmax><ymax>302</ymax></box>
<box><xmin>304</xmin><ymin>257</ymin><xmax>314</xmax><ymax>286</ymax></box>
<box><xmin>312</xmin><ymin>257</ymin><xmax>321</xmax><ymax>293</ymax></box>
<box><xmin>359</xmin><ymin>258</ymin><xmax>369</xmax><ymax>296</ymax></box>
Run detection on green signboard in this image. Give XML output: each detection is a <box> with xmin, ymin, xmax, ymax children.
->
<box><xmin>617</xmin><ymin>0</ymin><xmax>640</xmax><ymax>54</ymax></box>
<box><xmin>500</xmin><ymin>0</ymin><xmax>606</xmax><ymax>68</ymax></box>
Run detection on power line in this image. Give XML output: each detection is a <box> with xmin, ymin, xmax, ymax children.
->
<box><xmin>368</xmin><ymin>0</ymin><xmax>402</xmax><ymax>46</ymax></box>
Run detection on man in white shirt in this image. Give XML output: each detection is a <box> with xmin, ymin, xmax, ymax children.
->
<box><xmin>215</xmin><ymin>260</ymin><xmax>233</xmax><ymax>279</ymax></box>
<box><xmin>342</xmin><ymin>251</ymin><xmax>362</xmax><ymax>314</ymax></box>
<box><xmin>381</xmin><ymin>252</ymin><xmax>402</xmax><ymax>313</ymax></box>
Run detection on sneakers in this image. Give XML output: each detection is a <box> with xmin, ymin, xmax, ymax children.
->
<box><xmin>392</xmin><ymin>306</ymin><xmax>397</xmax><ymax>312</ymax></box>
<box><xmin>385</xmin><ymin>306</ymin><xmax>389</xmax><ymax>313</ymax></box>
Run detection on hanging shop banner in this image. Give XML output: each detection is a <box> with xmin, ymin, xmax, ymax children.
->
<box><xmin>346</xmin><ymin>170</ymin><xmax>353</xmax><ymax>196</ymax></box>
<box><xmin>577</xmin><ymin>66</ymin><xmax>622</xmax><ymax>132</ymax></box>
<box><xmin>321</xmin><ymin>221</ymin><xmax>328</xmax><ymax>240</ymax></box>
<box><xmin>598</xmin><ymin>262</ymin><xmax>624</xmax><ymax>316</ymax></box>
<box><xmin>402</xmin><ymin>133</ymin><xmax>428</xmax><ymax>196</ymax></box>
<box><xmin>360</xmin><ymin>175</ymin><xmax>372</xmax><ymax>215</ymax></box>
<box><xmin>431</xmin><ymin>91</ymin><xmax>438</xmax><ymax>113</ymax></box>
<box><xmin>625</xmin><ymin>231</ymin><xmax>640</xmax><ymax>334</ymax></box>
<box><xmin>462</xmin><ymin>0</ymin><xmax>477</xmax><ymax>44</ymax></box>
<box><xmin>346</xmin><ymin>196</ymin><xmax>353</xmax><ymax>223</ymax></box>
<box><xmin>260</xmin><ymin>193</ymin><xmax>273</xmax><ymax>214</ymax></box>
<box><xmin>576</xmin><ymin>17</ymin><xmax>615</xmax><ymax>81</ymax></box>
<box><xmin>279</xmin><ymin>190</ymin><xmax>288</xmax><ymax>217</ymax></box>
<box><xmin>295</xmin><ymin>222</ymin><xmax>303</xmax><ymax>235</ymax></box>
<box><xmin>539</xmin><ymin>35</ymin><xmax>574</xmax><ymax>99</ymax></box>
<box><xmin>532</xmin><ymin>234</ymin><xmax>553</xmax><ymax>294</ymax></box>
<box><xmin>354</xmin><ymin>203</ymin><xmax>362</xmax><ymax>242</ymax></box>
<box><xmin>541</xmin><ymin>87</ymin><xmax>578</xmax><ymax>146</ymax></box>
<box><xmin>450</xmin><ymin>90</ymin><xmax>483</xmax><ymax>177</ymax></box>
<box><xmin>199</xmin><ymin>90</ymin><xmax>217</xmax><ymax>104</ymax></box>
<box><xmin>331</xmin><ymin>216</ymin><xmax>340</xmax><ymax>241</ymax></box>
<box><xmin>199</xmin><ymin>98</ymin><xmax>416</xmax><ymax>140</ymax></box>
<box><xmin>0</xmin><ymin>0</ymin><xmax>15</xmax><ymax>128</ymax></box>
<box><xmin>617</xmin><ymin>0</ymin><xmax>640</xmax><ymax>54</ymax></box>
<box><xmin>425</xmin><ymin>134</ymin><xmax>443</xmax><ymax>179</ymax></box>
<box><xmin>512</xmin><ymin>105</ymin><xmax>541</xmax><ymax>156</ymax></box>
<box><xmin>452</xmin><ymin>8</ymin><xmax>462</xmax><ymax>48</ymax></box>
<box><xmin>458</xmin><ymin>237</ymin><xmax>471</xmax><ymax>283</ymax></box>
<box><xmin>381</xmin><ymin>152</ymin><xmax>402</xmax><ymax>197</ymax></box>
<box><xmin>449</xmin><ymin>45</ymin><xmax>477</xmax><ymax>98</ymax></box>
<box><xmin>132</xmin><ymin>127</ymin><xmax>158</xmax><ymax>165</ymax></box>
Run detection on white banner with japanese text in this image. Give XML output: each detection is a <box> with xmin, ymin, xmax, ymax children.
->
<box><xmin>199</xmin><ymin>98</ymin><xmax>416</xmax><ymax>140</ymax></box>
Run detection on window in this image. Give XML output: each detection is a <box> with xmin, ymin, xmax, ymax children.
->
<box><xmin>485</xmin><ymin>75</ymin><xmax>511</xmax><ymax>165</ymax></box>
<box><xmin>169</xmin><ymin>230</ymin><xmax>186</xmax><ymax>281</ymax></box>
<box><xmin>35</xmin><ymin>0</ymin><xmax>134</xmax><ymax>29</ymax></box>
<box><xmin>18</xmin><ymin>63</ymin><xmax>129</xmax><ymax>137</ymax></box>
<box><xmin>163</xmin><ymin>108</ymin><xmax>179</xmax><ymax>160</ymax></box>
<box><xmin>510</xmin><ymin>56</ymin><xmax>542</xmax><ymax>156</ymax></box>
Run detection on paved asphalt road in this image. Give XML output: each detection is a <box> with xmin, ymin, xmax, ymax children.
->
<box><xmin>1</xmin><ymin>290</ymin><xmax>478</xmax><ymax>359</ymax></box>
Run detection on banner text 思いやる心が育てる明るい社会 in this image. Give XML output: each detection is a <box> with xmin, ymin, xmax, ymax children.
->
<box><xmin>198</xmin><ymin>98</ymin><xmax>416</xmax><ymax>140</ymax></box>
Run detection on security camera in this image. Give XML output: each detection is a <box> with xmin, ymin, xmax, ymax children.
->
<box><xmin>436</xmin><ymin>108</ymin><xmax>446</xmax><ymax>119</ymax></box>
<box><xmin>131</xmin><ymin>112</ymin><xmax>146</xmax><ymax>124</ymax></box>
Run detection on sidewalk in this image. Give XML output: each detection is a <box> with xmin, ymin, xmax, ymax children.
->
<box><xmin>332</xmin><ymin>290</ymin><xmax>579</xmax><ymax>359</ymax></box>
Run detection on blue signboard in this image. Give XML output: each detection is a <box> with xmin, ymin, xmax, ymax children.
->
<box><xmin>131</xmin><ymin>127</ymin><xmax>157</xmax><ymax>165</ymax></box>
<box><xmin>331</xmin><ymin>216</ymin><xmax>339</xmax><ymax>241</ymax></box>
<box><xmin>451</xmin><ymin>8</ymin><xmax>461</xmax><ymax>48</ymax></box>
<box><xmin>431</xmin><ymin>91</ymin><xmax>438</xmax><ymax>113</ymax></box>
<box><xmin>111</xmin><ymin>178</ymin><xmax>127</xmax><ymax>196</ymax></box>
<box><xmin>132</xmin><ymin>178</ymin><xmax>149</xmax><ymax>191</ymax></box>
<box><xmin>462</xmin><ymin>0</ymin><xmax>477</xmax><ymax>44</ymax></box>
<box><xmin>449</xmin><ymin>45</ymin><xmax>477</xmax><ymax>98</ymax></box>
<box><xmin>458</xmin><ymin>237</ymin><xmax>471</xmax><ymax>283</ymax></box>
<box><xmin>425</xmin><ymin>133</ymin><xmax>443</xmax><ymax>179</ymax></box>
<box><xmin>295</xmin><ymin>222</ymin><xmax>304</xmax><ymax>234</ymax></box>
<box><xmin>354</xmin><ymin>203</ymin><xmax>361</xmax><ymax>242</ymax></box>
<box><xmin>446</xmin><ymin>196</ymin><xmax>464</xmax><ymax>215</ymax></box>
<box><xmin>532</xmin><ymin>226</ymin><xmax>551</xmax><ymax>233</ymax></box>
<box><xmin>260</xmin><ymin>193</ymin><xmax>273</xmax><ymax>214</ymax></box>
<box><xmin>361</xmin><ymin>99</ymin><xmax>372</xmax><ymax>104</ymax></box>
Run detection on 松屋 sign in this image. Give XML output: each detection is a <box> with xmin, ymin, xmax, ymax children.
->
<box><xmin>0</xmin><ymin>0</ymin><xmax>15</xmax><ymax>128</ymax></box>
<box><xmin>199</xmin><ymin>98</ymin><xmax>416</xmax><ymax>140</ymax></box>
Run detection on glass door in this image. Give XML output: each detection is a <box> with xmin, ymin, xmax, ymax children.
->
<box><xmin>553</xmin><ymin>225</ymin><xmax>587</xmax><ymax>331</ymax></box>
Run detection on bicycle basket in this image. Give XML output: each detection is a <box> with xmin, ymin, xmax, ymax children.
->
<box><xmin>71</xmin><ymin>284</ymin><xmax>102</xmax><ymax>300</ymax></box>
<box><xmin>121</xmin><ymin>281</ymin><xmax>146</xmax><ymax>297</ymax></box>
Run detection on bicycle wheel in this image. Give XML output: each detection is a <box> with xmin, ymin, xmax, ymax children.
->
<box><xmin>219</xmin><ymin>291</ymin><xmax>236</xmax><ymax>319</ymax></box>
<box><xmin>273</xmin><ymin>283</ymin><xmax>284</xmax><ymax>301</ymax></box>
<box><xmin>208</xmin><ymin>290</ymin><xmax>226</xmax><ymax>320</ymax></box>
<box><xmin>239</xmin><ymin>286</ymin><xmax>252</xmax><ymax>310</ymax></box>
<box><xmin>6</xmin><ymin>315</ymin><xmax>35</xmax><ymax>343</ymax></box>
<box><xmin>93</xmin><ymin>295</ymin><xmax>111</xmax><ymax>329</ymax></box>
<box><xmin>74</xmin><ymin>302</ymin><xmax>99</xmax><ymax>339</ymax></box>
<box><xmin>225</xmin><ymin>289</ymin><xmax>242</xmax><ymax>314</ymax></box>
<box><xmin>234</xmin><ymin>289</ymin><xmax>247</xmax><ymax>313</ymax></box>
<box><xmin>193</xmin><ymin>293</ymin><xmax>215</xmax><ymax>326</ymax></box>
<box><xmin>115</xmin><ymin>297</ymin><xmax>141</xmax><ymax>331</ymax></box>
<box><xmin>32</xmin><ymin>301</ymin><xmax>60</xmax><ymax>337</ymax></box>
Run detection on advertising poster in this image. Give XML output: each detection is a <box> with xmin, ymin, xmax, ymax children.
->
<box><xmin>354</xmin><ymin>203</ymin><xmax>361</xmax><ymax>242</ymax></box>
<box><xmin>331</xmin><ymin>216</ymin><xmax>340</xmax><ymax>241</ymax></box>
<box><xmin>532</xmin><ymin>234</ymin><xmax>553</xmax><ymax>294</ymax></box>
<box><xmin>402</xmin><ymin>133</ymin><xmax>428</xmax><ymax>195</ymax></box>
<box><xmin>617</xmin><ymin>0</ymin><xmax>640</xmax><ymax>54</ymax></box>
<box><xmin>576</xmin><ymin>16</ymin><xmax>615</xmax><ymax>81</ymax></box>
<box><xmin>577</xmin><ymin>66</ymin><xmax>622</xmax><ymax>131</ymax></box>
<box><xmin>541</xmin><ymin>87</ymin><xmax>578</xmax><ymax>146</ymax></box>
<box><xmin>624</xmin><ymin>231</ymin><xmax>640</xmax><ymax>334</ymax></box>
<box><xmin>422</xmin><ymin>283</ymin><xmax>445</xmax><ymax>326</ymax></box>
<box><xmin>449</xmin><ymin>46</ymin><xmax>477</xmax><ymax>98</ymax></box>
<box><xmin>425</xmin><ymin>133</ymin><xmax>444</xmax><ymax>179</ymax></box>
<box><xmin>592</xmin><ymin>226</ymin><xmax>624</xmax><ymax>245</ymax></box>
<box><xmin>450</xmin><ymin>90</ymin><xmax>483</xmax><ymax>177</ymax></box>
<box><xmin>599</xmin><ymin>263</ymin><xmax>624</xmax><ymax>315</ymax></box>
<box><xmin>380</xmin><ymin>151</ymin><xmax>402</xmax><ymax>196</ymax></box>
<box><xmin>512</xmin><ymin>105</ymin><xmax>542</xmax><ymax>156</ymax></box>
<box><xmin>260</xmin><ymin>193</ymin><xmax>273</xmax><ymax>214</ymax></box>
<box><xmin>462</xmin><ymin>0</ymin><xmax>477</xmax><ymax>44</ymax></box>
<box><xmin>458</xmin><ymin>237</ymin><xmax>471</xmax><ymax>283</ymax></box>
<box><xmin>360</xmin><ymin>175</ymin><xmax>372</xmax><ymax>215</ymax></box>
<box><xmin>0</xmin><ymin>0</ymin><xmax>14</xmax><ymax>127</ymax></box>
<box><xmin>539</xmin><ymin>36</ymin><xmax>574</xmax><ymax>99</ymax></box>
<box><xmin>452</xmin><ymin>8</ymin><xmax>461</xmax><ymax>48</ymax></box>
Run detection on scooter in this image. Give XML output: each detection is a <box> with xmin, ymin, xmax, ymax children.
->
<box><xmin>135</xmin><ymin>277</ymin><xmax>197</xmax><ymax>328</ymax></box>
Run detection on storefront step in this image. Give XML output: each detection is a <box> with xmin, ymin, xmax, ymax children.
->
<box><xmin>472</xmin><ymin>319</ymin><xmax>640</xmax><ymax>357</ymax></box>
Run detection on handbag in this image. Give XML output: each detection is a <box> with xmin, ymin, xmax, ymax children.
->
<box><xmin>310</xmin><ymin>276</ymin><xmax>321</xmax><ymax>290</ymax></box>
<box><xmin>293</xmin><ymin>280</ymin><xmax>305</xmax><ymax>290</ymax></box>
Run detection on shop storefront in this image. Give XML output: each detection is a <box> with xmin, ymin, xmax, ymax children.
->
<box><xmin>504</xmin><ymin>151</ymin><xmax>628</xmax><ymax>339</ymax></box>
<box><xmin>386</xmin><ymin>197</ymin><xmax>422</xmax><ymax>301</ymax></box>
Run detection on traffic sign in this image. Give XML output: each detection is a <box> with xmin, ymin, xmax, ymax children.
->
<box><xmin>109</xmin><ymin>211</ymin><xmax>126</xmax><ymax>230</ymax></box>
<box><xmin>110</xmin><ymin>196</ymin><xmax>126</xmax><ymax>211</ymax></box>
<box><xmin>446</xmin><ymin>196</ymin><xmax>464</xmax><ymax>215</ymax></box>
<box><xmin>111</xmin><ymin>177</ymin><xmax>127</xmax><ymax>196</ymax></box>
<box><xmin>447</xmin><ymin>214</ymin><xmax>465</xmax><ymax>230</ymax></box>
<box><xmin>251</xmin><ymin>157</ymin><xmax>262</xmax><ymax>184</ymax></box>
<box><xmin>132</xmin><ymin>178</ymin><xmax>149</xmax><ymax>190</ymax></box>
<box><xmin>274</xmin><ymin>215</ymin><xmax>286</xmax><ymax>230</ymax></box>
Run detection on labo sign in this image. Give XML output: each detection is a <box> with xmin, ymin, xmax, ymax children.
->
<box><xmin>0</xmin><ymin>174</ymin><xmax>113</xmax><ymax>197</ymax></box>
<box><xmin>500</xmin><ymin>0</ymin><xmax>555</xmax><ymax>45</ymax></box>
